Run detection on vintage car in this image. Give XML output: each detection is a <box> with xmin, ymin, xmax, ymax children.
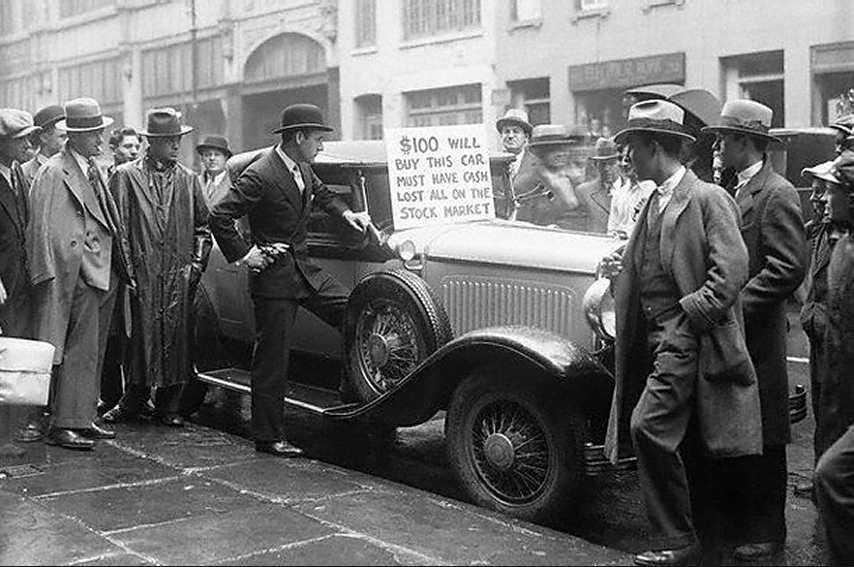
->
<box><xmin>194</xmin><ymin>139</ymin><xmax>805</xmax><ymax>525</ymax></box>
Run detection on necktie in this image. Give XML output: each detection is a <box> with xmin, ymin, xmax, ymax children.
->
<box><xmin>88</xmin><ymin>158</ymin><xmax>117</xmax><ymax>235</ymax></box>
<box><xmin>292</xmin><ymin>165</ymin><xmax>305</xmax><ymax>194</ymax></box>
<box><xmin>646</xmin><ymin>191</ymin><xmax>661</xmax><ymax>230</ymax></box>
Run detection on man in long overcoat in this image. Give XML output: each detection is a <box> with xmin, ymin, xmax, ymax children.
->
<box><xmin>102</xmin><ymin>108</ymin><xmax>211</xmax><ymax>428</ymax></box>
<box><xmin>704</xmin><ymin>100</ymin><xmax>807</xmax><ymax>561</ymax></box>
<box><xmin>28</xmin><ymin>98</ymin><xmax>133</xmax><ymax>450</ymax></box>
<box><xmin>0</xmin><ymin>109</ymin><xmax>38</xmax><ymax>457</ymax></box>
<box><xmin>601</xmin><ymin>100</ymin><xmax>762</xmax><ymax>566</ymax></box>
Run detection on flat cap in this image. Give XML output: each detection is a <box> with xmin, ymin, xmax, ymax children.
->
<box><xmin>0</xmin><ymin>108</ymin><xmax>40</xmax><ymax>139</ymax></box>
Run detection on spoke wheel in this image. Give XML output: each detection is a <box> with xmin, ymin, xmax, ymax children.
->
<box><xmin>355</xmin><ymin>300</ymin><xmax>427</xmax><ymax>394</ymax></box>
<box><xmin>344</xmin><ymin>269</ymin><xmax>451</xmax><ymax>403</ymax></box>
<box><xmin>446</xmin><ymin>372</ymin><xmax>586</xmax><ymax>523</ymax></box>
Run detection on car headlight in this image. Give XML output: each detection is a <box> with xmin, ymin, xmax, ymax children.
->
<box><xmin>396</xmin><ymin>240</ymin><xmax>417</xmax><ymax>262</ymax></box>
<box><xmin>583</xmin><ymin>278</ymin><xmax>616</xmax><ymax>341</ymax></box>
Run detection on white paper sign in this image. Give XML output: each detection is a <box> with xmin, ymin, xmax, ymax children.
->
<box><xmin>384</xmin><ymin>125</ymin><xmax>495</xmax><ymax>230</ymax></box>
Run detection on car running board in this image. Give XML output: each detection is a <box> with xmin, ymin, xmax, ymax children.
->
<box><xmin>196</xmin><ymin>368</ymin><xmax>362</xmax><ymax>415</ymax></box>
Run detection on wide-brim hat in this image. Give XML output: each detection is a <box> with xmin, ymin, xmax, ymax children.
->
<box><xmin>196</xmin><ymin>134</ymin><xmax>232</xmax><ymax>157</ymax></box>
<box><xmin>589</xmin><ymin>137</ymin><xmax>620</xmax><ymax>161</ymax></box>
<box><xmin>496</xmin><ymin>108</ymin><xmax>533</xmax><ymax>136</ymax></box>
<box><xmin>56</xmin><ymin>98</ymin><xmax>113</xmax><ymax>132</ymax></box>
<box><xmin>615</xmin><ymin>100</ymin><xmax>696</xmax><ymax>145</ymax></box>
<box><xmin>802</xmin><ymin>160</ymin><xmax>840</xmax><ymax>185</ymax></box>
<box><xmin>702</xmin><ymin>99</ymin><xmax>781</xmax><ymax>143</ymax></box>
<box><xmin>271</xmin><ymin>104</ymin><xmax>333</xmax><ymax>134</ymax></box>
<box><xmin>0</xmin><ymin>109</ymin><xmax>40</xmax><ymax>139</ymax></box>
<box><xmin>140</xmin><ymin>107</ymin><xmax>193</xmax><ymax>137</ymax></box>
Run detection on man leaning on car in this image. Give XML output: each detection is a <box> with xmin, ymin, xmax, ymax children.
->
<box><xmin>208</xmin><ymin>104</ymin><xmax>371</xmax><ymax>458</ymax></box>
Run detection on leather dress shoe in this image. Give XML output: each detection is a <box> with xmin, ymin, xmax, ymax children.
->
<box><xmin>255</xmin><ymin>440</ymin><xmax>305</xmax><ymax>458</ymax></box>
<box><xmin>733</xmin><ymin>541</ymin><xmax>784</xmax><ymax>562</ymax></box>
<box><xmin>15</xmin><ymin>422</ymin><xmax>44</xmax><ymax>443</ymax></box>
<box><xmin>101</xmin><ymin>405</ymin><xmax>140</xmax><ymax>424</ymax></box>
<box><xmin>157</xmin><ymin>414</ymin><xmax>184</xmax><ymax>427</ymax></box>
<box><xmin>81</xmin><ymin>422</ymin><xmax>116</xmax><ymax>440</ymax></box>
<box><xmin>46</xmin><ymin>429</ymin><xmax>94</xmax><ymax>451</ymax></box>
<box><xmin>634</xmin><ymin>543</ymin><xmax>701</xmax><ymax>566</ymax></box>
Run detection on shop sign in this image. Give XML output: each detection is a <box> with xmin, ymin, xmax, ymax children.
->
<box><xmin>384</xmin><ymin>124</ymin><xmax>495</xmax><ymax>230</ymax></box>
<box><xmin>568</xmin><ymin>52</ymin><xmax>685</xmax><ymax>92</ymax></box>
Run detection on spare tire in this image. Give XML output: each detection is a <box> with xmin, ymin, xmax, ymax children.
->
<box><xmin>343</xmin><ymin>269</ymin><xmax>451</xmax><ymax>403</ymax></box>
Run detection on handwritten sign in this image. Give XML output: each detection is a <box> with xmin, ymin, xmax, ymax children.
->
<box><xmin>384</xmin><ymin>125</ymin><xmax>495</xmax><ymax>230</ymax></box>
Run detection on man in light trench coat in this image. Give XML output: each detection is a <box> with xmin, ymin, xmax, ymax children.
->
<box><xmin>601</xmin><ymin>100</ymin><xmax>763</xmax><ymax>566</ymax></box>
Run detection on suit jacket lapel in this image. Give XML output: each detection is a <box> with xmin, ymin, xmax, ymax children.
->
<box><xmin>266</xmin><ymin>148</ymin><xmax>303</xmax><ymax>211</ymax></box>
<box><xmin>736</xmin><ymin>160</ymin><xmax>771</xmax><ymax>222</ymax></box>
<box><xmin>660</xmin><ymin>170</ymin><xmax>695</xmax><ymax>274</ymax></box>
<box><xmin>62</xmin><ymin>150</ymin><xmax>110</xmax><ymax>230</ymax></box>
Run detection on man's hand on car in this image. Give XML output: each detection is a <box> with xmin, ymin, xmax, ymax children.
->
<box><xmin>240</xmin><ymin>245</ymin><xmax>272</xmax><ymax>273</ymax></box>
<box><xmin>342</xmin><ymin>210</ymin><xmax>372</xmax><ymax>233</ymax></box>
<box><xmin>599</xmin><ymin>251</ymin><xmax>624</xmax><ymax>279</ymax></box>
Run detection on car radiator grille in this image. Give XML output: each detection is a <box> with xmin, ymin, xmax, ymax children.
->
<box><xmin>441</xmin><ymin>276</ymin><xmax>576</xmax><ymax>338</ymax></box>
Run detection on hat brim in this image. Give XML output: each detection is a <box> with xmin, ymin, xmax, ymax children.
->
<box><xmin>496</xmin><ymin>118</ymin><xmax>533</xmax><ymax>136</ymax></box>
<box><xmin>589</xmin><ymin>153</ymin><xmax>620</xmax><ymax>161</ymax></box>
<box><xmin>196</xmin><ymin>144</ymin><xmax>232</xmax><ymax>157</ymax></box>
<box><xmin>56</xmin><ymin>117</ymin><xmax>114</xmax><ymax>133</ymax></box>
<box><xmin>9</xmin><ymin>125</ymin><xmax>41</xmax><ymax>139</ymax></box>
<box><xmin>701</xmin><ymin>125</ymin><xmax>782</xmax><ymax>144</ymax></box>
<box><xmin>141</xmin><ymin>125</ymin><xmax>194</xmax><ymax>137</ymax></box>
<box><xmin>271</xmin><ymin>123</ymin><xmax>334</xmax><ymax>134</ymax></box>
<box><xmin>614</xmin><ymin>126</ymin><xmax>696</xmax><ymax>145</ymax></box>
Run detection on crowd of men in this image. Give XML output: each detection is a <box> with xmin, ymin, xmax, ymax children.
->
<box><xmin>0</xmin><ymin>86</ymin><xmax>852</xmax><ymax>566</ymax></box>
<box><xmin>496</xmin><ymin>99</ymin><xmax>854</xmax><ymax>565</ymax></box>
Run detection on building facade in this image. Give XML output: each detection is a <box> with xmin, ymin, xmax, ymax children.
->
<box><xmin>1</xmin><ymin>0</ymin><xmax>852</xmax><ymax>161</ymax></box>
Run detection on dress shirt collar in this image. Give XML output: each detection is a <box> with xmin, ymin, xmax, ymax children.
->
<box><xmin>204</xmin><ymin>170</ymin><xmax>227</xmax><ymax>186</ymax></box>
<box><xmin>276</xmin><ymin>145</ymin><xmax>301</xmax><ymax>175</ymax></box>
<box><xmin>737</xmin><ymin>159</ymin><xmax>763</xmax><ymax>188</ymax></box>
<box><xmin>656</xmin><ymin>166</ymin><xmax>687</xmax><ymax>198</ymax></box>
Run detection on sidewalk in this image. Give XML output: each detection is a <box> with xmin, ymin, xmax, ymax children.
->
<box><xmin>0</xmin><ymin>421</ymin><xmax>631</xmax><ymax>566</ymax></box>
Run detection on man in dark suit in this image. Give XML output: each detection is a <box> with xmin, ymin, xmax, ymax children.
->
<box><xmin>21</xmin><ymin>105</ymin><xmax>66</xmax><ymax>189</ymax></box>
<box><xmin>602</xmin><ymin>100</ymin><xmax>761</xmax><ymax>566</ymax></box>
<box><xmin>209</xmin><ymin>104</ymin><xmax>370</xmax><ymax>457</ymax></box>
<box><xmin>704</xmin><ymin>100</ymin><xmax>807</xmax><ymax>561</ymax></box>
<box><xmin>496</xmin><ymin>109</ymin><xmax>540</xmax><ymax>217</ymax></box>
<box><xmin>197</xmin><ymin>134</ymin><xmax>233</xmax><ymax>208</ymax></box>
<box><xmin>575</xmin><ymin>137</ymin><xmax>620</xmax><ymax>234</ymax></box>
<box><xmin>0</xmin><ymin>109</ymin><xmax>38</xmax><ymax>457</ymax></box>
<box><xmin>28</xmin><ymin>98</ymin><xmax>133</xmax><ymax>450</ymax></box>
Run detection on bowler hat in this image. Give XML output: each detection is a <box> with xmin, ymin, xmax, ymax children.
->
<box><xmin>615</xmin><ymin>100</ymin><xmax>696</xmax><ymax>145</ymax></box>
<box><xmin>589</xmin><ymin>137</ymin><xmax>620</xmax><ymax>161</ymax></box>
<box><xmin>196</xmin><ymin>134</ymin><xmax>232</xmax><ymax>157</ymax></box>
<box><xmin>140</xmin><ymin>107</ymin><xmax>193</xmax><ymax>137</ymax></box>
<box><xmin>829</xmin><ymin>114</ymin><xmax>854</xmax><ymax>136</ymax></box>
<box><xmin>271</xmin><ymin>104</ymin><xmax>333</xmax><ymax>134</ymax></box>
<box><xmin>0</xmin><ymin>109</ymin><xmax>40</xmax><ymax>139</ymax></box>
<box><xmin>801</xmin><ymin>161</ymin><xmax>840</xmax><ymax>185</ymax></box>
<box><xmin>702</xmin><ymin>99</ymin><xmax>781</xmax><ymax>143</ymax></box>
<box><xmin>496</xmin><ymin>108</ymin><xmax>533</xmax><ymax>136</ymax></box>
<box><xmin>56</xmin><ymin>98</ymin><xmax>113</xmax><ymax>132</ymax></box>
<box><xmin>32</xmin><ymin>105</ymin><xmax>65</xmax><ymax>130</ymax></box>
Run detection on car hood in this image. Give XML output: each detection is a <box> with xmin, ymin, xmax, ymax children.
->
<box><xmin>387</xmin><ymin>220</ymin><xmax>623</xmax><ymax>275</ymax></box>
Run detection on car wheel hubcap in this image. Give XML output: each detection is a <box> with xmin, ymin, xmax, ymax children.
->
<box><xmin>356</xmin><ymin>303</ymin><xmax>422</xmax><ymax>394</ymax></box>
<box><xmin>470</xmin><ymin>400</ymin><xmax>550</xmax><ymax>505</ymax></box>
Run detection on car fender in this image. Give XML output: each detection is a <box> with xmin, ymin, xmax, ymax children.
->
<box><xmin>326</xmin><ymin>325</ymin><xmax>614</xmax><ymax>427</ymax></box>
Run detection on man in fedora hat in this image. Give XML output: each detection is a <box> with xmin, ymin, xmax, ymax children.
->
<box><xmin>496</xmin><ymin>108</ymin><xmax>540</xmax><ymax>216</ymax></box>
<box><xmin>513</xmin><ymin>124</ymin><xmax>587</xmax><ymax>229</ymax></box>
<box><xmin>601</xmin><ymin>99</ymin><xmax>761</xmax><ymax>566</ymax></box>
<box><xmin>196</xmin><ymin>134</ymin><xmax>233</xmax><ymax>208</ymax></box>
<box><xmin>101</xmin><ymin>108</ymin><xmax>211</xmax><ymax>428</ymax></box>
<box><xmin>28</xmin><ymin>98</ymin><xmax>133</xmax><ymax>450</ymax></box>
<box><xmin>608</xmin><ymin>143</ymin><xmax>655</xmax><ymax>237</ymax></box>
<box><xmin>21</xmin><ymin>105</ymin><xmax>66</xmax><ymax>189</ymax></box>
<box><xmin>0</xmin><ymin>108</ymin><xmax>38</xmax><ymax>457</ymax></box>
<box><xmin>209</xmin><ymin>103</ymin><xmax>370</xmax><ymax>457</ymax></box>
<box><xmin>575</xmin><ymin>137</ymin><xmax>621</xmax><ymax>234</ymax></box>
<box><xmin>704</xmin><ymin>99</ymin><xmax>807</xmax><ymax>561</ymax></box>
